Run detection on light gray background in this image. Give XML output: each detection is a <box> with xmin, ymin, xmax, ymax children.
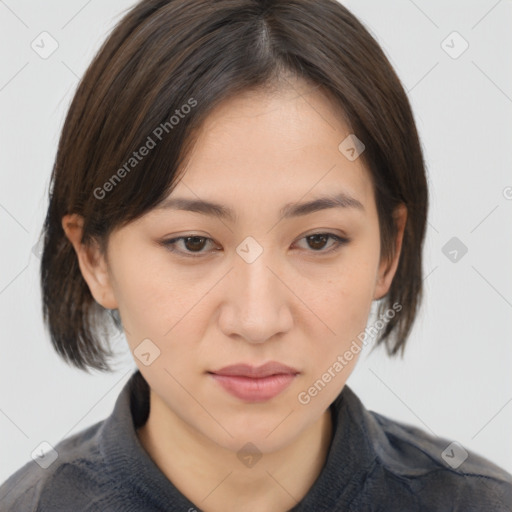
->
<box><xmin>1</xmin><ymin>0</ymin><xmax>511</xmax><ymax>483</ymax></box>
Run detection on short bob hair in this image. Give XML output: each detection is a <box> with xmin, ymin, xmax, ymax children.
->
<box><xmin>40</xmin><ymin>0</ymin><xmax>428</xmax><ymax>372</ymax></box>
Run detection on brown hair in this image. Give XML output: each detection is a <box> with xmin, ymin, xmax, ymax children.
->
<box><xmin>40</xmin><ymin>0</ymin><xmax>428</xmax><ymax>372</ymax></box>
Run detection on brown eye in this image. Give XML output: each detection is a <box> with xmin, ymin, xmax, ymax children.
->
<box><xmin>182</xmin><ymin>236</ymin><xmax>208</xmax><ymax>252</ymax></box>
<box><xmin>162</xmin><ymin>235</ymin><xmax>216</xmax><ymax>257</ymax></box>
<box><xmin>306</xmin><ymin>234</ymin><xmax>330</xmax><ymax>251</ymax></box>
<box><xmin>296</xmin><ymin>233</ymin><xmax>349</xmax><ymax>254</ymax></box>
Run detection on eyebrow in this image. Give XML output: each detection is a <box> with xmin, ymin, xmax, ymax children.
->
<box><xmin>156</xmin><ymin>192</ymin><xmax>365</xmax><ymax>223</ymax></box>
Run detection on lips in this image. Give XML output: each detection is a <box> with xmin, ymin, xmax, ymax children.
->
<box><xmin>208</xmin><ymin>362</ymin><xmax>300</xmax><ymax>402</ymax></box>
<box><xmin>209</xmin><ymin>361</ymin><xmax>300</xmax><ymax>378</ymax></box>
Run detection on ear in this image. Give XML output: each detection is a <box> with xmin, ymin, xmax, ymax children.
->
<box><xmin>61</xmin><ymin>214</ymin><xmax>118</xmax><ymax>310</ymax></box>
<box><xmin>373</xmin><ymin>203</ymin><xmax>407</xmax><ymax>301</ymax></box>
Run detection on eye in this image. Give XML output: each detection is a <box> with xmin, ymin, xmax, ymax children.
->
<box><xmin>160</xmin><ymin>232</ymin><xmax>349</xmax><ymax>258</ymax></box>
<box><xmin>294</xmin><ymin>233</ymin><xmax>349</xmax><ymax>254</ymax></box>
<box><xmin>161</xmin><ymin>235</ymin><xmax>217</xmax><ymax>257</ymax></box>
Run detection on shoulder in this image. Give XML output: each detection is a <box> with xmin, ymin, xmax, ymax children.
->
<box><xmin>366</xmin><ymin>409</ymin><xmax>512</xmax><ymax>510</ymax></box>
<box><xmin>0</xmin><ymin>420</ymin><xmax>106</xmax><ymax>512</ymax></box>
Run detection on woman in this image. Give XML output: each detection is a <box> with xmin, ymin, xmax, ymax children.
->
<box><xmin>1</xmin><ymin>0</ymin><xmax>511</xmax><ymax>510</ymax></box>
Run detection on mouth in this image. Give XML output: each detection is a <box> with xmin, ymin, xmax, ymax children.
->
<box><xmin>209</xmin><ymin>361</ymin><xmax>300</xmax><ymax>378</ymax></box>
<box><xmin>208</xmin><ymin>362</ymin><xmax>300</xmax><ymax>402</ymax></box>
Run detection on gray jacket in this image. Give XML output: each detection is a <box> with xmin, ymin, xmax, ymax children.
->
<box><xmin>1</xmin><ymin>370</ymin><xmax>511</xmax><ymax>511</ymax></box>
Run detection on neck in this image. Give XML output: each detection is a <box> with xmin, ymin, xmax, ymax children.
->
<box><xmin>137</xmin><ymin>390</ymin><xmax>334</xmax><ymax>512</ymax></box>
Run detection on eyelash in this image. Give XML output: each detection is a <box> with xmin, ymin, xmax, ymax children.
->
<box><xmin>161</xmin><ymin>232</ymin><xmax>350</xmax><ymax>259</ymax></box>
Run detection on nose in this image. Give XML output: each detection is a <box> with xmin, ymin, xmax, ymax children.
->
<box><xmin>217</xmin><ymin>246</ymin><xmax>293</xmax><ymax>344</ymax></box>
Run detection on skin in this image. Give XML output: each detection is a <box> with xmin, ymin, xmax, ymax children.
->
<box><xmin>62</xmin><ymin>77</ymin><xmax>407</xmax><ymax>512</ymax></box>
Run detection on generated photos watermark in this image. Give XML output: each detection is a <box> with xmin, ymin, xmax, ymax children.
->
<box><xmin>297</xmin><ymin>301</ymin><xmax>403</xmax><ymax>405</ymax></box>
<box><xmin>94</xmin><ymin>97</ymin><xmax>197</xmax><ymax>200</ymax></box>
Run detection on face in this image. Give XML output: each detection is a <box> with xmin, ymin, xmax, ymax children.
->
<box><xmin>64</xmin><ymin>78</ymin><xmax>406</xmax><ymax>455</ymax></box>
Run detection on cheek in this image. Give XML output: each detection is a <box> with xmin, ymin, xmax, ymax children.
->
<box><xmin>295</xmin><ymin>287</ymin><xmax>373</xmax><ymax>410</ymax></box>
<box><xmin>308</xmin><ymin>286</ymin><xmax>371</xmax><ymax>372</ymax></box>
<box><xmin>320</xmin><ymin>256</ymin><xmax>378</xmax><ymax>332</ymax></box>
<box><xmin>303</xmin><ymin>250</ymin><xmax>378</xmax><ymax>375</ymax></box>
<box><xmin>109</xmin><ymin>247</ymin><xmax>187</xmax><ymax>341</ymax></box>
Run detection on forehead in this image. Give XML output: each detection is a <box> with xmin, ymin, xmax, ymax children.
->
<box><xmin>162</xmin><ymin>80</ymin><xmax>376</xmax><ymax>220</ymax></box>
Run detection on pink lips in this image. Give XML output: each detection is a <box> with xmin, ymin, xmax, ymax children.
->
<box><xmin>208</xmin><ymin>362</ymin><xmax>299</xmax><ymax>402</ymax></box>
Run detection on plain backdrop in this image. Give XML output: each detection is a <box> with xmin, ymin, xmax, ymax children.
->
<box><xmin>1</xmin><ymin>0</ymin><xmax>511</xmax><ymax>484</ymax></box>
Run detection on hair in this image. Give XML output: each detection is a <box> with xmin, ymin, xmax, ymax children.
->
<box><xmin>39</xmin><ymin>0</ymin><xmax>428</xmax><ymax>373</ymax></box>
